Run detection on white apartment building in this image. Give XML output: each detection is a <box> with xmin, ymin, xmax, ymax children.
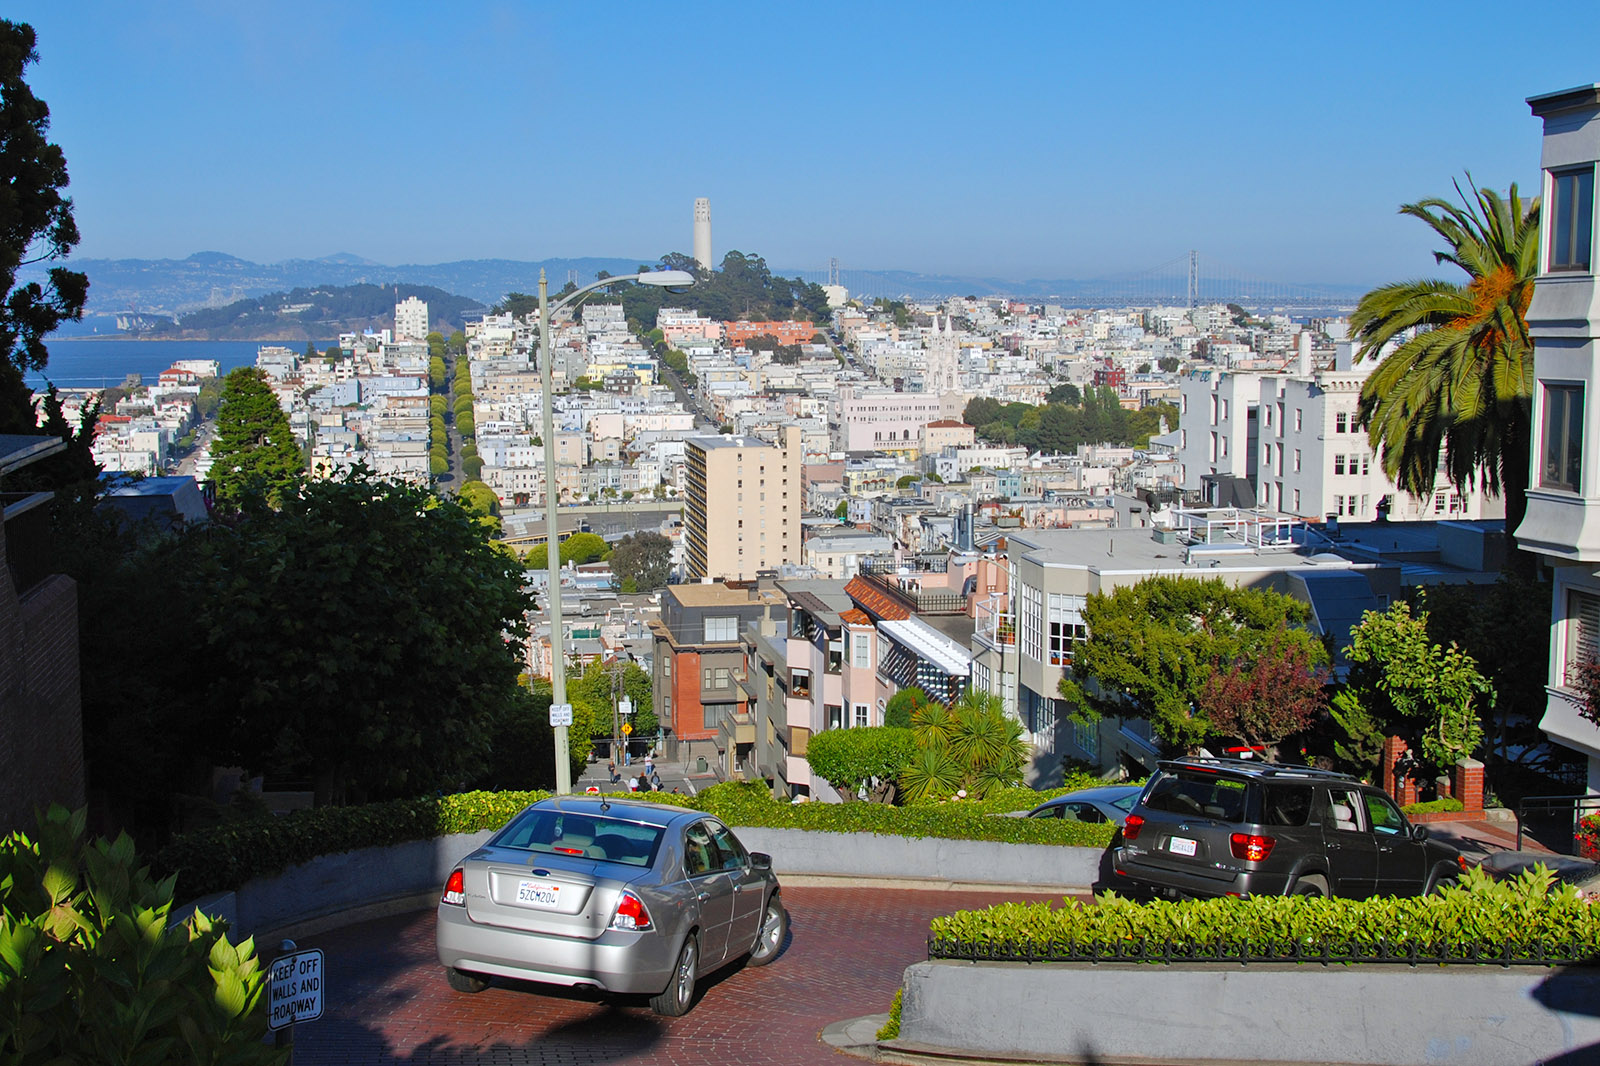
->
<box><xmin>832</xmin><ymin>388</ymin><xmax>945</xmax><ymax>455</ymax></box>
<box><xmin>394</xmin><ymin>297</ymin><xmax>429</xmax><ymax>342</ymax></box>
<box><xmin>1521</xmin><ymin>84</ymin><xmax>1600</xmax><ymax>792</ymax></box>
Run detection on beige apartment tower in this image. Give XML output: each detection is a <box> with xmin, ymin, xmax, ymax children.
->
<box><xmin>683</xmin><ymin>426</ymin><xmax>802</xmax><ymax>581</ymax></box>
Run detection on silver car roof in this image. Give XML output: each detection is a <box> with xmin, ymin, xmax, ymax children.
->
<box><xmin>539</xmin><ymin>795</ymin><xmax>701</xmax><ymax>828</ymax></box>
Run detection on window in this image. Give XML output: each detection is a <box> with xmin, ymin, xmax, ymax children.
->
<box><xmin>854</xmin><ymin>703</ymin><xmax>869</xmax><ymax>728</ymax></box>
<box><xmin>851</xmin><ymin>633</ymin><xmax>870</xmax><ymax>668</ymax></box>
<box><xmin>1072</xmin><ymin>715</ymin><xmax>1099</xmax><ymax>759</ymax></box>
<box><xmin>703</xmin><ymin>666</ymin><xmax>732</xmax><ymax>691</ymax></box>
<box><xmin>1047</xmin><ymin>593</ymin><xmax>1087</xmax><ymax>666</ymax></box>
<box><xmin>1543</xmin><ymin>384</ymin><xmax>1584</xmax><ymax>492</ymax></box>
<box><xmin>826</xmin><ymin>704</ymin><xmax>843</xmax><ymax>729</ymax></box>
<box><xmin>1293</xmin><ymin>448</ymin><xmax>1301</xmax><ymax>472</ymax></box>
<box><xmin>827</xmin><ymin>639</ymin><xmax>843</xmax><ymax>673</ymax></box>
<box><xmin>790</xmin><ymin>668</ymin><xmax>812</xmax><ymax>697</ymax></box>
<box><xmin>1334</xmin><ymin>454</ymin><xmax>1346</xmax><ymax>475</ymax></box>
<box><xmin>1433</xmin><ymin>492</ymin><xmax>1447</xmax><ymax>514</ymax></box>
<box><xmin>1550</xmin><ymin>166</ymin><xmax>1595</xmax><ymax>272</ymax></box>
<box><xmin>1020</xmin><ymin>581</ymin><xmax>1043</xmax><ymax>663</ymax></box>
<box><xmin>1294</xmin><ymin>409</ymin><xmax>1303</xmax><ymax>432</ymax></box>
<box><xmin>1335</xmin><ymin>412</ymin><xmax>1347</xmax><ymax>433</ymax></box>
<box><xmin>1564</xmin><ymin>590</ymin><xmax>1600</xmax><ymax>687</ymax></box>
<box><xmin>703</xmin><ymin>616</ymin><xmax>738</xmax><ymax>642</ymax></box>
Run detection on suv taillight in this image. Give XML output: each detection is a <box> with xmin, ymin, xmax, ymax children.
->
<box><xmin>610</xmin><ymin>890</ymin><xmax>653</xmax><ymax>931</ymax></box>
<box><xmin>1123</xmin><ymin>814</ymin><xmax>1145</xmax><ymax>841</ymax></box>
<box><xmin>1229</xmin><ymin>833</ymin><xmax>1275</xmax><ymax>862</ymax></box>
<box><xmin>442</xmin><ymin>868</ymin><xmax>465</xmax><ymax>906</ymax></box>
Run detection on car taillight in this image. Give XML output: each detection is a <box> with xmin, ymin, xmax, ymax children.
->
<box><xmin>442</xmin><ymin>868</ymin><xmax>466</xmax><ymax>906</ymax></box>
<box><xmin>1229</xmin><ymin>833</ymin><xmax>1275</xmax><ymax>862</ymax></box>
<box><xmin>1123</xmin><ymin>814</ymin><xmax>1145</xmax><ymax>841</ymax></box>
<box><xmin>610</xmin><ymin>890</ymin><xmax>653</xmax><ymax>931</ymax></box>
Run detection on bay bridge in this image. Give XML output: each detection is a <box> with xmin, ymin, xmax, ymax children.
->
<box><xmin>797</xmin><ymin>251</ymin><xmax>1364</xmax><ymax>314</ymax></box>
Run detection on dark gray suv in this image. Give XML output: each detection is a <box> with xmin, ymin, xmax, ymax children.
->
<box><xmin>1110</xmin><ymin>759</ymin><xmax>1466</xmax><ymax>899</ymax></box>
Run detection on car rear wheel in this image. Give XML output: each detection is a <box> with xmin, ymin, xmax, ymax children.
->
<box><xmin>747</xmin><ymin>895</ymin><xmax>788</xmax><ymax>966</ymax></box>
<box><xmin>1291</xmin><ymin>874</ymin><xmax>1329</xmax><ymax>898</ymax></box>
<box><xmin>650</xmin><ymin>935</ymin><xmax>698</xmax><ymax>1017</ymax></box>
<box><xmin>445</xmin><ymin>967</ymin><xmax>489</xmax><ymax>993</ymax></box>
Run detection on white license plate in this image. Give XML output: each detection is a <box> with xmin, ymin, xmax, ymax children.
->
<box><xmin>516</xmin><ymin>880</ymin><xmax>561</xmax><ymax>908</ymax></box>
<box><xmin>1168</xmin><ymin>836</ymin><xmax>1198</xmax><ymax>857</ymax></box>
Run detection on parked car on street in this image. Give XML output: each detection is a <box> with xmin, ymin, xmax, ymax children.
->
<box><xmin>1017</xmin><ymin>785</ymin><xmax>1142</xmax><ymax>826</ymax></box>
<box><xmin>435</xmin><ymin>796</ymin><xmax>786</xmax><ymax>1016</ymax></box>
<box><xmin>1111</xmin><ymin>758</ymin><xmax>1466</xmax><ymax>900</ymax></box>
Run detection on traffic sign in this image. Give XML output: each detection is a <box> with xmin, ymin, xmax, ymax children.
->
<box><xmin>619</xmin><ymin>697</ymin><xmax>633</xmax><ymax>716</ymax></box>
<box><xmin>621</xmin><ymin>722</ymin><xmax>633</xmax><ymax>736</ymax></box>
<box><xmin>549</xmin><ymin>702</ymin><xmax>573</xmax><ymax>727</ymax></box>
<box><xmin>269</xmin><ymin>948</ymin><xmax>324</xmax><ymax>1030</ymax></box>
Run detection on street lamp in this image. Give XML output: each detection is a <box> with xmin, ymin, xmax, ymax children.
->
<box><xmin>540</xmin><ymin>268</ymin><xmax>694</xmax><ymax>794</ymax></box>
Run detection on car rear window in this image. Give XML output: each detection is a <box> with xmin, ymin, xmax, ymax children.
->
<box><xmin>1259</xmin><ymin>783</ymin><xmax>1313</xmax><ymax>827</ymax></box>
<box><xmin>1143</xmin><ymin>771</ymin><xmax>1249</xmax><ymax>821</ymax></box>
<box><xmin>493</xmin><ymin>809</ymin><xmax>665</xmax><ymax>867</ymax></box>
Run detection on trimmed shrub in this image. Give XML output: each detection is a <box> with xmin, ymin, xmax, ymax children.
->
<box><xmin>928</xmin><ymin>865</ymin><xmax>1598</xmax><ymax>963</ymax></box>
<box><xmin>1402</xmin><ymin>797</ymin><xmax>1464</xmax><ymax>817</ymax></box>
<box><xmin>153</xmin><ymin>782</ymin><xmax>1113</xmax><ymax>902</ymax></box>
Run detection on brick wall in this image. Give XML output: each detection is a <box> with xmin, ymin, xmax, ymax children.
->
<box><xmin>0</xmin><ymin>516</ymin><xmax>85</xmax><ymax>834</ymax></box>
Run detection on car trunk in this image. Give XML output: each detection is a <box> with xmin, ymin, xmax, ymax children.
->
<box><xmin>1131</xmin><ymin>813</ymin><xmax>1239</xmax><ymax>883</ymax></box>
<box><xmin>466</xmin><ymin>847</ymin><xmax>625</xmax><ymax>940</ymax></box>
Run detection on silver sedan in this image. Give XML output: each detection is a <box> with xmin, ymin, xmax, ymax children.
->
<box><xmin>435</xmin><ymin>796</ymin><xmax>787</xmax><ymax>1016</ymax></box>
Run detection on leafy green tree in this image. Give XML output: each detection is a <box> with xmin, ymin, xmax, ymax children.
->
<box><xmin>209</xmin><ymin>367</ymin><xmax>303</xmax><ymax>510</ymax></box>
<box><xmin>457</xmin><ymin>479</ymin><xmax>499</xmax><ymax>517</ymax></box>
<box><xmin>448</xmin><ymin>329</ymin><xmax>467</xmax><ymax>354</ymax></box>
<box><xmin>897</xmin><ymin>474</ymin><xmax>917</xmax><ymax>490</ymax></box>
<box><xmin>483</xmin><ymin>680</ymin><xmax>597</xmax><ymax>788</ymax></box>
<box><xmin>430</xmin><ymin>356</ymin><xmax>446</xmax><ymax>390</ymax></box>
<box><xmin>179</xmin><ymin>469</ymin><xmax>532</xmax><ymax>804</ymax></box>
<box><xmin>1333</xmin><ymin>602</ymin><xmax>1490</xmax><ymax>778</ymax></box>
<box><xmin>0</xmin><ymin>21</ymin><xmax>89</xmax><ymax>434</ymax></box>
<box><xmin>806</xmin><ymin>727</ymin><xmax>915</xmax><ymax>803</ymax></box>
<box><xmin>883</xmin><ymin>686</ymin><xmax>929</xmax><ymax>729</ymax></box>
<box><xmin>1158</xmin><ymin>356</ymin><xmax>1181</xmax><ymax>372</ymax></box>
<box><xmin>607</xmin><ymin>530</ymin><xmax>672</xmax><ymax>590</ymax></box>
<box><xmin>567</xmin><ymin>657</ymin><xmax>656</xmax><ymax>741</ymax></box>
<box><xmin>1060</xmin><ymin>577</ymin><xmax>1326</xmax><ymax>753</ymax></box>
<box><xmin>431</xmin><ymin>394</ymin><xmax>447</xmax><ymax>417</ymax></box>
<box><xmin>833</xmin><ymin>500</ymin><xmax>849</xmax><ymax>520</ymax></box>
<box><xmin>963</xmin><ymin>396</ymin><xmax>1003</xmax><ymax>428</ymax></box>
<box><xmin>561</xmin><ymin>531</ymin><xmax>609</xmax><ymax>565</ymax></box>
<box><xmin>0</xmin><ymin>806</ymin><xmax>280</xmax><ymax>1066</ymax></box>
<box><xmin>1045</xmin><ymin>382</ymin><xmax>1081</xmax><ymax>406</ymax></box>
<box><xmin>1352</xmin><ymin>179</ymin><xmax>1539</xmax><ymax>565</ymax></box>
<box><xmin>463</xmin><ymin>454</ymin><xmax>484</xmax><ymax>479</ymax></box>
<box><xmin>429</xmin><ymin>454</ymin><xmax>447</xmax><ymax>477</ymax></box>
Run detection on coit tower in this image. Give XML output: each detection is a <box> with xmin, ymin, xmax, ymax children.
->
<box><xmin>693</xmin><ymin>197</ymin><xmax>712</xmax><ymax>270</ymax></box>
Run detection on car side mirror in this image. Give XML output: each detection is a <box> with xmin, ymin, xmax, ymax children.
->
<box><xmin>1411</xmin><ymin>825</ymin><xmax>1430</xmax><ymax>842</ymax></box>
<box><xmin>750</xmin><ymin>852</ymin><xmax>772</xmax><ymax>871</ymax></box>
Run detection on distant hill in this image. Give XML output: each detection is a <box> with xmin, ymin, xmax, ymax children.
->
<box><xmin>135</xmin><ymin>283</ymin><xmax>490</xmax><ymax>341</ymax></box>
<box><xmin>24</xmin><ymin>251</ymin><xmax>1368</xmax><ymax>339</ymax></box>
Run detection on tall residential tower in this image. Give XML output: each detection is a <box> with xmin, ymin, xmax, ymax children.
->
<box><xmin>693</xmin><ymin>197</ymin><xmax>712</xmax><ymax>270</ymax></box>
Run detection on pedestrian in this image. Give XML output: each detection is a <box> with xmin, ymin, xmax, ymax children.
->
<box><xmin>627</xmin><ymin>775</ymin><xmax>638</xmax><ymax>792</ymax></box>
<box><xmin>607</xmin><ymin>759</ymin><xmax>617</xmax><ymax>782</ymax></box>
<box><xmin>644</xmin><ymin>752</ymin><xmax>654</xmax><ymax>775</ymax></box>
<box><xmin>637</xmin><ymin>772</ymin><xmax>651</xmax><ymax>792</ymax></box>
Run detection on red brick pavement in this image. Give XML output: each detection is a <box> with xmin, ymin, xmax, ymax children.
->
<box><xmin>284</xmin><ymin>886</ymin><xmax>1067</xmax><ymax>1065</ymax></box>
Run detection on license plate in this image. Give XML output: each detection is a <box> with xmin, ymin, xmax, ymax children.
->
<box><xmin>516</xmin><ymin>880</ymin><xmax>561</xmax><ymax>908</ymax></box>
<box><xmin>1168</xmin><ymin>836</ymin><xmax>1198</xmax><ymax>857</ymax></box>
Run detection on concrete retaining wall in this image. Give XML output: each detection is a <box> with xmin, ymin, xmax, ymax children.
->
<box><xmin>893</xmin><ymin>960</ymin><xmax>1600</xmax><ymax>1066</ymax></box>
<box><xmin>190</xmin><ymin>827</ymin><xmax>1101</xmax><ymax>938</ymax></box>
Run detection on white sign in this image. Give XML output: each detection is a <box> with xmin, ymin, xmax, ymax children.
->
<box><xmin>269</xmin><ymin>948</ymin><xmax>324</xmax><ymax>1030</ymax></box>
<box><xmin>549</xmin><ymin>702</ymin><xmax>573</xmax><ymax>727</ymax></box>
<box><xmin>618</xmin><ymin>697</ymin><xmax>633</xmax><ymax>717</ymax></box>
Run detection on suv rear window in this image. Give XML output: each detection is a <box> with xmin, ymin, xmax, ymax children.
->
<box><xmin>1143</xmin><ymin>771</ymin><xmax>1249</xmax><ymax>821</ymax></box>
<box><xmin>1259</xmin><ymin>783</ymin><xmax>1313</xmax><ymax>827</ymax></box>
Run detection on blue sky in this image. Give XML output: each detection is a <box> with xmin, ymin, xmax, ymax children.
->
<box><xmin>13</xmin><ymin>1</ymin><xmax>1600</xmax><ymax>286</ymax></box>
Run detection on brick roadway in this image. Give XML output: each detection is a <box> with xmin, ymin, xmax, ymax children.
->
<box><xmin>285</xmin><ymin>886</ymin><xmax>1066</xmax><ymax>1065</ymax></box>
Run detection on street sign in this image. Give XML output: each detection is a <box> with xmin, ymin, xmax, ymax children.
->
<box><xmin>621</xmin><ymin>722</ymin><xmax>633</xmax><ymax>736</ymax></box>
<box><xmin>618</xmin><ymin>697</ymin><xmax>633</xmax><ymax>716</ymax></box>
<box><xmin>549</xmin><ymin>702</ymin><xmax>573</xmax><ymax>727</ymax></box>
<box><xmin>268</xmin><ymin>948</ymin><xmax>324</xmax><ymax>1030</ymax></box>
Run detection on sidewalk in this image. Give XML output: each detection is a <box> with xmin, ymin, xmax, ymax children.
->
<box><xmin>1427</xmin><ymin>814</ymin><xmax>1600</xmax><ymax>884</ymax></box>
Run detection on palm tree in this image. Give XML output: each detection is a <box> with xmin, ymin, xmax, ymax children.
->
<box><xmin>1351</xmin><ymin>177</ymin><xmax>1540</xmax><ymax>565</ymax></box>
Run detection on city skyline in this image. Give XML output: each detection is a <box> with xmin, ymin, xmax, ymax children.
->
<box><xmin>13</xmin><ymin>2</ymin><xmax>1600</xmax><ymax>287</ymax></box>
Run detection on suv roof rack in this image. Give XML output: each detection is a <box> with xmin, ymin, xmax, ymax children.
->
<box><xmin>1159</xmin><ymin>756</ymin><xmax>1357</xmax><ymax>782</ymax></box>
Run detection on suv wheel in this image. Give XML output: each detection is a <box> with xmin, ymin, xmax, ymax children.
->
<box><xmin>1291</xmin><ymin>874</ymin><xmax>1329</xmax><ymax>898</ymax></box>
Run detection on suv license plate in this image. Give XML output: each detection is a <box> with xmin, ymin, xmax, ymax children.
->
<box><xmin>516</xmin><ymin>880</ymin><xmax>561</xmax><ymax>908</ymax></box>
<box><xmin>1168</xmin><ymin>836</ymin><xmax>1198</xmax><ymax>857</ymax></box>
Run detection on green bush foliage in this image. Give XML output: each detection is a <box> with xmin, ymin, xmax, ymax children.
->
<box><xmin>155</xmin><ymin>781</ymin><xmax>1112</xmax><ymax>901</ymax></box>
<box><xmin>928</xmin><ymin>865</ymin><xmax>1596</xmax><ymax>961</ymax></box>
<box><xmin>806</xmin><ymin>726</ymin><xmax>915</xmax><ymax>802</ymax></box>
<box><xmin>1401</xmin><ymin>797</ymin><xmax>1465</xmax><ymax>816</ymax></box>
<box><xmin>1</xmin><ymin>806</ymin><xmax>282</xmax><ymax>1065</ymax></box>
<box><xmin>877</xmin><ymin>987</ymin><xmax>903</xmax><ymax>1040</ymax></box>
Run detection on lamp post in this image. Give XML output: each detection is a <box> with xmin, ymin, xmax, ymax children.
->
<box><xmin>539</xmin><ymin>267</ymin><xmax>694</xmax><ymax>793</ymax></box>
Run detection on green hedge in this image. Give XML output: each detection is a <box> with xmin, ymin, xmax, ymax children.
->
<box><xmin>155</xmin><ymin>781</ymin><xmax>1116</xmax><ymax>901</ymax></box>
<box><xmin>1402</xmin><ymin>797</ymin><xmax>1465</xmax><ymax>816</ymax></box>
<box><xmin>928</xmin><ymin>865</ymin><xmax>1600</xmax><ymax>963</ymax></box>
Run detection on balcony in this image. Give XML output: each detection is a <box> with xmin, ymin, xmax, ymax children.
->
<box><xmin>854</xmin><ymin>570</ymin><xmax>965</xmax><ymax>615</ymax></box>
